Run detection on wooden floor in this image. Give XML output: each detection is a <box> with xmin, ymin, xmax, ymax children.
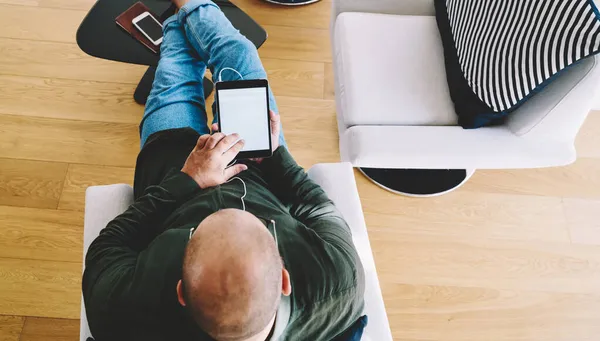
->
<box><xmin>1</xmin><ymin>0</ymin><xmax>600</xmax><ymax>340</ymax></box>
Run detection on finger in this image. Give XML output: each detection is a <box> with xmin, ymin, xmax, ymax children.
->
<box><xmin>224</xmin><ymin>164</ymin><xmax>248</xmax><ymax>180</ymax></box>
<box><xmin>223</xmin><ymin>139</ymin><xmax>245</xmax><ymax>161</ymax></box>
<box><xmin>270</xmin><ymin>111</ymin><xmax>281</xmax><ymax>135</ymax></box>
<box><xmin>270</xmin><ymin>110</ymin><xmax>279</xmax><ymax>121</ymax></box>
<box><xmin>215</xmin><ymin>133</ymin><xmax>241</xmax><ymax>153</ymax></box>
<box><xmin>205</xmin><ymin>132</ymin><xmax>226</xmax><ymax>150</ymax></box>
<box><xmin>211</xmin><ymin>123</ymin><xmax>219</xmax><ymax>133</ymax></box>
<box><xmin>194</xmin><ymin>134</ymin><xmax>211</xmax><ymax>150</ymax></box>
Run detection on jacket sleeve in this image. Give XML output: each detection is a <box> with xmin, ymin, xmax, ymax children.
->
<box><xmin>262</xmin><ymin>148</ymin><xmax>366</xmax><ymax>339</ymax></box>
<box><xmin>261</xmin><ymin>147</ymin><xmax>357</xmax><ymax>255</ymax></box>
<box><xmin>82</xmin><ymin>170</ymin><xmax>198</xmax><ymax>336</ymax></box>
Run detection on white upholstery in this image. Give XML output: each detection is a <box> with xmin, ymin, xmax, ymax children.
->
<box><xmin>593</xmin><ymin>94</ymin><xmax>600</xmax><ymax>110</ymax></box>
<box><xmin>331</xmin><ymin>0</ymin><xmax>434</xmax><ymax>21</ymax></box>
<box><xmin>506</xmin><ymin>57</ymin><xmax>599</xmax><ymax>140</ymax></box>
<box><xmin>331</xmin><ymin>0</ymin><xmax>600</xmax><ymax>170</ymax></box>
<box><xmin>81</xmin><ymin>184</ymin><xmax>134</xmax><ymax>341</ymax></box>
<box><xmin>341</xmin><ymin>125</ymin><xmax>576</xmax><ymax>169</ymax></box>
<box><xmin>81</xmin><ymin>163</ymin><xmax>393</xmax><ymax>341</ymax></box>
<box><xmin>306</xmin><ymin>163</ymin><xmax>392</xmax><ymax>341</ymax></box>
<box><xmin>335</xmin><ymin>13</ymin><xmax>457</xmax><ymax>126</ymax></box>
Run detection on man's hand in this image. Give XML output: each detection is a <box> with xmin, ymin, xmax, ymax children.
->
<box><xmin>181</xmin><ymin>133</ymin><xmax>248</xmax><ymax>189</ymax></box>
<box><xmin>211</xmin><ymin>110</ymin><xmax>281</xmax><ymax>163</ymax></box>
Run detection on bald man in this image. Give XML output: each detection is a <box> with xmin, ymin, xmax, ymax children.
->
<box><xmin>82</xmin><ymin>0</ymin><xmax>364</xmax><ymax>340</ymax></box>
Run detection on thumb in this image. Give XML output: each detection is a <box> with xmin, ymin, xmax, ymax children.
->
<box><xmin>211</xmin><ymin>123</ymin><xmax>219</xmax><ymax>133</ymax></box>
<box><xmin>224</xmin><ymin>164</ymin><xmax>248</xmax><ymax>180</ymax></box>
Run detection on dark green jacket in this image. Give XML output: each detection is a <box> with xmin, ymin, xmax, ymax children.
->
<box><xmin>82</xmin><ymin>129</ymin><xmax>365</xmax><ymax>341</ymax></box>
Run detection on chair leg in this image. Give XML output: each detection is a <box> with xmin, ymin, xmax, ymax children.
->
<box><xmin>358</xmin><ymin>168</ymin><xmax>475</xmax><ymax>197</ymax></box>
<box><xmin>133</xmin><ymin>66</ymin><xmax>214</xmax><ymax>105</ymax></box>
<box><xmin>133</xmin><ymin>66</ymin><xmax>156</xmax><ymax>105</ymax></box>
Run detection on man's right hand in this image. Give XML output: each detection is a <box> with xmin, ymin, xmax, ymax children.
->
<box><xmin>181</xmin><ymin>133</ymin><xmax>248</xmax><ymax>189</ymax></box>
<box><xmin>211</xmin><ymin>110</ymin><xmax>281</xmax><ymax>164</ymax></box>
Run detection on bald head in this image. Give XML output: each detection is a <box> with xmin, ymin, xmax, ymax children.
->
<box><xmin>182</xmin><ymin>209</ymin><xmax>282</xmax><ymax>341</ymax></box>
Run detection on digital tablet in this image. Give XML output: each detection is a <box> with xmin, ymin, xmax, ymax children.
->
<box><xmin>215</xmin><ymin>79</ymin><xmax>272</xmax><ymax>159</ymax></box>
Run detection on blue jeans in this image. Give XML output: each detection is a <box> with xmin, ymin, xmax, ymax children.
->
<box><xmin>140</xmin><ymin>0</ymin><xmax>285</xmax><ymax>148</ymax></box>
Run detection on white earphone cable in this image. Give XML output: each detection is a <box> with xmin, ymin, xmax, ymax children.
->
<box><xmin>225</xmin><ymin>176</ymin><xmax>247</xmax><ymax>211</ymax></box>
<box><xmin>218</xmin><ymin>67</ymin><xmax>244</xmax><ymax>82</ymax></box>
<box><xmin>189</xmin><ymin>175</ymin><xmax>247</xmax><ymax>239</ymax></box>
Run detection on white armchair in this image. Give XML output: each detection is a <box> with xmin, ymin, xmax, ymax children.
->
<box><xmin>331</xmin><ymin>0</ymin><xmax>600</xmax><ymax>194</ymax></box>
<box><xmin>81</xmin><ymin>163</ymin><xmax>393</xmax><ymax>341</ymax></box>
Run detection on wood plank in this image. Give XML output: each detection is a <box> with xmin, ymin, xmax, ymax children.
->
<box><xmin>0</xmin><ymin>5</ymin><xmax>84</xmax><ymax>43</ymax></box>
<box><xmin>564</xmin><ymin>198</ymin><xmax>600</xmax><ymax>246</ymax></box>
<box><xmin>259</xmin><ymin>25</ymin><xmax>331</xmax><ymax>63</ymax></box>
<box><xmin>0</xmin><ymin>114</ymin><xmax>139</xmax><ymax>167</ymax></box>
<box><xmin>27</xmin><ymin>0</ymin><xmax>330</xmax><ymax>25</ymax></box>
<box><xmin>0</xmin><ymin>315</ymin><xmax>24</xmax><ymax>341</ymax></box>
<box><xmin>0</xmin><ymin>75</ymin><xmax>143</xmax><ymax>124</ymax></box>
<box><xmin>368</xmin><ymin>229</ymin><xmax>600</xmax><ymax>295</ymax></box>
<box><xmin>277</xmin><ymin>97</ymin><xmax>339</xmax><ymax>167</ymax></box>
<box><xmin>0</xmin><ymin>0</ymin><xmax>38</xmax><ymax>6</ymax></box>
<box><xmin>324</xmin><ymin>62</ymin><xmax>335</xmax><ymax>100</ymax></box>
<box><xmin>461</xmin><ymin>157</ymin><xmax>600</xmax><ymax>199</ymax></box>
<box><xmin>0</xmin><ymin>38</ymin><xmax>147</xmax><ymax>84</ymax></box>
<box><xmin>2</xmin><ymin>0</ymin><xmax>330</xmax><ymax>28</ymax></box>
<box><xmin>0</xmin><ymin>58</ymin><xmax>323</xmax><ymax>125</ymax></box>
<box><xmin>0</xmin><ymin>158</ymin><xmax>68</xmax><ymax>209</ymax></box>
<box><xmin>231</xmin><ymin>0</ymin><xmax>331</xmax><ymax>30</ymax></box>
<box><xmin>58</xmin><ymin>164</ymin><xmax>134</xmax><ymax>212</ymax></box>
<box><xmin>20</xmin><ymin>317</ymin><xmax>79</xmax><ymax>341</ymax></box>
<box><xmin>384</xmin><ymin>283</ymin><xmax>600</xmax><ymax>341</ymax></box>
<box><xmin>0</xmin><ymin>206</ymin><xmax>82</xmax><ymax>262</ymax></box>
<box><xmin>38</xmin><ymin>0</ymin><xmax>95</xmax><ymax>11</ymax></box>
<box><xmin>356</xmin><ymin>173</ymin><xmax>571</xmax><ymax>243</ymax></box>
<box><xmin>0</xmin><ymin>258</ymin><xmax>80</xmax><ymax>318</ymax></box>
<box><xmin>264</xmin><ymin>59</ymin><xmax>325</xmax><ymax>99</ymax></box>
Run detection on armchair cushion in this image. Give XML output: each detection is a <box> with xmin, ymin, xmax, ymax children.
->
<box><xmin>334</xmin><ymin>13</ymin><xmax>458</xmax><ymax>128</ymax></box>
<box><xmin>435</xmin><ymin>0</ymin><xmax>600</xmax><ymax>128</ymax></box>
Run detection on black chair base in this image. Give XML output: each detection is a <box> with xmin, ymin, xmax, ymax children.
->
<box><xmin>359</xmin><ymin>168</ymin><xmax>473</xmax><ymax>197</ymax></box>
<box><xmin>263</xmin><ymin>0</ymin><xmax>322</xmax><ymax>5</ymax></box>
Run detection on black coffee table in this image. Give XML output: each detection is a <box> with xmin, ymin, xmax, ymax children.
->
<box><xmin>77</xmin><ymin>0</ymin><xmax>267</xmax><ymax>104</ymax></box>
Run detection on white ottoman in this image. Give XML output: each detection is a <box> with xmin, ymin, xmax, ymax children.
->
<box><xmin>81</xmin><ymin>163</ymin><xmax>392</xmax><ymax>341</ymax></box>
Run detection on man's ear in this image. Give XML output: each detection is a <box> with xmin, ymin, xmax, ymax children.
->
<box><xmin>177</xmin><ymin>280</ymin><xmax>187</xmax><ymax>307</ymax></box>
<box><xmin>281</xmin><ymin>268</ymin><xmax>291</xmax><ymax>296</ymax></box>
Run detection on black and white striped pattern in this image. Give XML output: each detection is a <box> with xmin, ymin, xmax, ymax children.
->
<box><xmin>446</xmin><ymin>0</ymin><xmax>600</xmax><ymax>112</ymax></box>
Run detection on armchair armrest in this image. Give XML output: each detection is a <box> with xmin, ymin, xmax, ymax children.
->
<box><xmin>81</xmin><ymin>184</ymin><xmax>134</xmax><ymax>341</ymax></box>
<box><xmin>341</xmin><ymin>125</ymin><xmax>577</xmax><ymax>169</ymax></box>
<box><xmin>332</xmin><ymin>0</ymin><xmax>435</xmax><ymax>23</ymax></box>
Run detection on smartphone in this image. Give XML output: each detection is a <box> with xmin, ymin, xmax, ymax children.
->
<box><xmin>215</xmin><ymin>79</ymin><xmax>272</xmax><ymax>159</ymax></box>
<box><xmin>132</xmin><ymin>12</ymin><xmax>163</xmax><ymax>46</ymax></box>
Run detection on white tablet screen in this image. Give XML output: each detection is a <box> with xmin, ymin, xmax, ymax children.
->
<box><xmin>217</xmin><ymin>87</ymin><xmax>270</xmax><ymax>152</ymax></box>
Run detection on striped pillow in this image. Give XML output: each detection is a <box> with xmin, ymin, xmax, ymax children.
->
<box><xmin>435</xmin><ymin>0</ymin><xmax>600</xmax><ymax>128</ymax></box>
